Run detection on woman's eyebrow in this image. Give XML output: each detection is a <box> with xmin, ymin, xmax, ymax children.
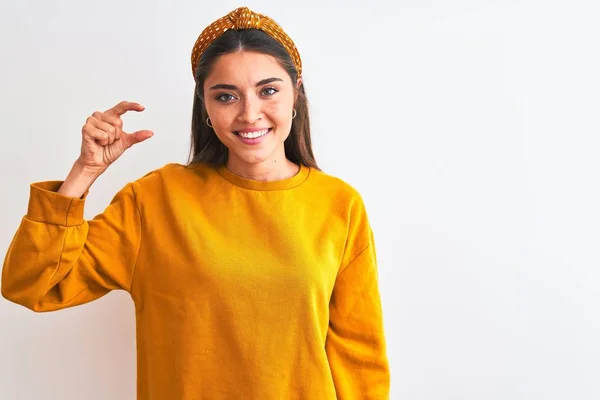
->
<box><xmin>256</xmin><ymin>77</ymin><xmax>283</xmax><ymax>86</ymax></box>
<box><xmin>209</xmin><ymin>77</ymin><xmax>284</xmax><ymax>91</ymax></box>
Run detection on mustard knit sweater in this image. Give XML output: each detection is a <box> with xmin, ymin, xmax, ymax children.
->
<box><xmin>2</xmin><ymin>162</ymin><xmax>390</xmax><ymax>399</ymax></box>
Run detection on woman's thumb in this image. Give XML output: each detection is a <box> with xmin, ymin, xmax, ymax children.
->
<box><xmin>127</xmin><ymin>130</ymin><xmax>154</xmax><ymax>147</ymax></box>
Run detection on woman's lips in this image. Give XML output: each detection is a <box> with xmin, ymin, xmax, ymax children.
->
<box><xmin>234</xmin><ymin>128</ymin><xmax>272</xmax><ymax>145</ymax></box>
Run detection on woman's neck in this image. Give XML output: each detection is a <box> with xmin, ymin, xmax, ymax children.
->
<box><xmin>225</xmin><ymin>158</ymin><xmax>300</xmax><ymax>182</ymax></box>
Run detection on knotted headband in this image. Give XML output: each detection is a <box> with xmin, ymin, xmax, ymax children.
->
<box><xmin>190</xmin><ymin>6</ymin><xmax>303</xmax><ymax>79</ymax></box>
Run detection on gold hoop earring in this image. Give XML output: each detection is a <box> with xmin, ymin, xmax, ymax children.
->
<box><xmin>292</xmin><ymin>109</ymin><xmax>297</xmax><ymax>119</ymax></box>
<box><xmin>206</xmin><ymin>117</ymin><xmax>213</xmax><ymax>128</ymax></box>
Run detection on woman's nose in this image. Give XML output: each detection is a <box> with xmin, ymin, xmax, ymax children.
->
<box><xmin>238</xmin><ymin>97</ymin><xmax>262</xmax><ymax>123</ymax></box>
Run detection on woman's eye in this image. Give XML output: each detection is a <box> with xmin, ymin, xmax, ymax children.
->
<box><xmin>261</xmin><ymin>87</ymin><xmax>278</xmax><ymax>96</ymax></box>
<box><xmin>216</xmin><ymin>93</ymin><xmax>235</xmax><ymax>102</ymax></box>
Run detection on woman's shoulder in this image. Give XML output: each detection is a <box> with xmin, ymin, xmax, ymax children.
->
<box><xmin>128</xmin><ymin>162</ymin><xmax>216</xmax><ymax>193</ymax></box>
<box><xmin>134</xmin><ymin>162</ymin><xmax>213</xmax><ymax>181</ymax></box>
<box><xmin>308</xmin><ymin>167</ymin><xmax>365</xmax><ymax>204</ymax></box>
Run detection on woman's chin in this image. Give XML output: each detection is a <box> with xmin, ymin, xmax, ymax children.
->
<box><xmin>229</xmin><ymin>148</ymin><xmax>274</xmax><ymax>166</ymax></box>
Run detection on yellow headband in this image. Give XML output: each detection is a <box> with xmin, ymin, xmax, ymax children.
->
<box><xmin>190</xmin><ymin>6</ymin><xmax>302</xmax><ymax>79</ymax></box>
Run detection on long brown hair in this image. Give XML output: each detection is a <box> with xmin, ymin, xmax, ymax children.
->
<box><xmin>186</xmin><ymin>29</ymin><xmax>319</xmax><ymax>170</ymax></box>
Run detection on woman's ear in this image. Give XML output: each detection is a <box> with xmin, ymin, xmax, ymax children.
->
<box><xmin>294</xmin><ymin>77</ymin><xmax>303</xmax><ymax>102</ymax></box>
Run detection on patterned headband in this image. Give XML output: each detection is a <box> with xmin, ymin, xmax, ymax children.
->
<box><xmin>190</xmin><ymin>6</ymin><xmax>303</xmax><ymax>79</ymax></box>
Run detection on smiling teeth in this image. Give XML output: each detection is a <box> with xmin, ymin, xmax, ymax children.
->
<box><xmin>238</xmin><ymin>129</ymin><xmax>269</xmax><ymax>139</ymax></box>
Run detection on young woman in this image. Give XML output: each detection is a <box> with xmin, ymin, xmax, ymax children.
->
<box><xmin>2</xmin><ymin>7</ymin><xmax>390</xmax><ymax>399</ymax></box>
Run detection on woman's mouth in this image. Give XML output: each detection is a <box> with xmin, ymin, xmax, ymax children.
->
<box><xmin>234</xmin><ymin>128</ymin><xmax>272</xmax><ymax>145</ymax></box>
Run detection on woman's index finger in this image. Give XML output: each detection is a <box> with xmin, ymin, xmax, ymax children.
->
<box><xmin>105</xmin><ymin>101</ymin><xmax>145</xmax><ymax>116</ymax></box>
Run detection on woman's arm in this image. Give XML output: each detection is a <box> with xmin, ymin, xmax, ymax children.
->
<box><xmin>326</xmin><ymin>194</ymin><xmax>390</xmax><ymax>399</ymax></box>
<box><xmin>1</xmin><ymin>176</ymin><xmax>142</xmax><ymax>312</ymax></box>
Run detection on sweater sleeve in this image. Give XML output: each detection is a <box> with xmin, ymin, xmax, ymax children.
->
<box><xmin>326</xmin><ymin>201</ymin><xmax>390</xmax><ymax>398</ymax></box>
<box><xmin>1</xmin><ymin>180</ymin><xmax>142</xmax><ymax>312</ymax></box>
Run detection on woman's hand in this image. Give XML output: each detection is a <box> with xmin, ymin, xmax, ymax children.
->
<box><xmin>77</xmin><ymin>100</ymin><xmax>154</xmax><ymax>175</ymax></box>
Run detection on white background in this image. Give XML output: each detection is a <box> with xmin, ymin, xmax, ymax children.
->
<box><xmin>1</xmin><ymin>0</ymin><xmax>599</xmax><ymax>399</ymax></box>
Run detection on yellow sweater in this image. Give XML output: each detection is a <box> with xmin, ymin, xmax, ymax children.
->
<box><xmin>2</xmin><ymin>162</ymin><xmax>390</xmax><ymax>399</ymax></box>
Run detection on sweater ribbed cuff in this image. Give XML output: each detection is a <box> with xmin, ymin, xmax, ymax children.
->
<box><xmin>26</xmin><ymin>181</ymin><xmax>89</xmax><ymax>226</ymax></box>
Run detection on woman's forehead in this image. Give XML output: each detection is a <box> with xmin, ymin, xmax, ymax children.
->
<box><xmin>206</xmin><ymin>51</ymin><xmax>289</xmax><ymax>85</ymax></box>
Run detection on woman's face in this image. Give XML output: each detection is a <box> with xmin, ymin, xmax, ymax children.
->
<box><xmin>203</xmin><ymin>50</ymin><xmax>300</xmax><ymax>169</ymax></box>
